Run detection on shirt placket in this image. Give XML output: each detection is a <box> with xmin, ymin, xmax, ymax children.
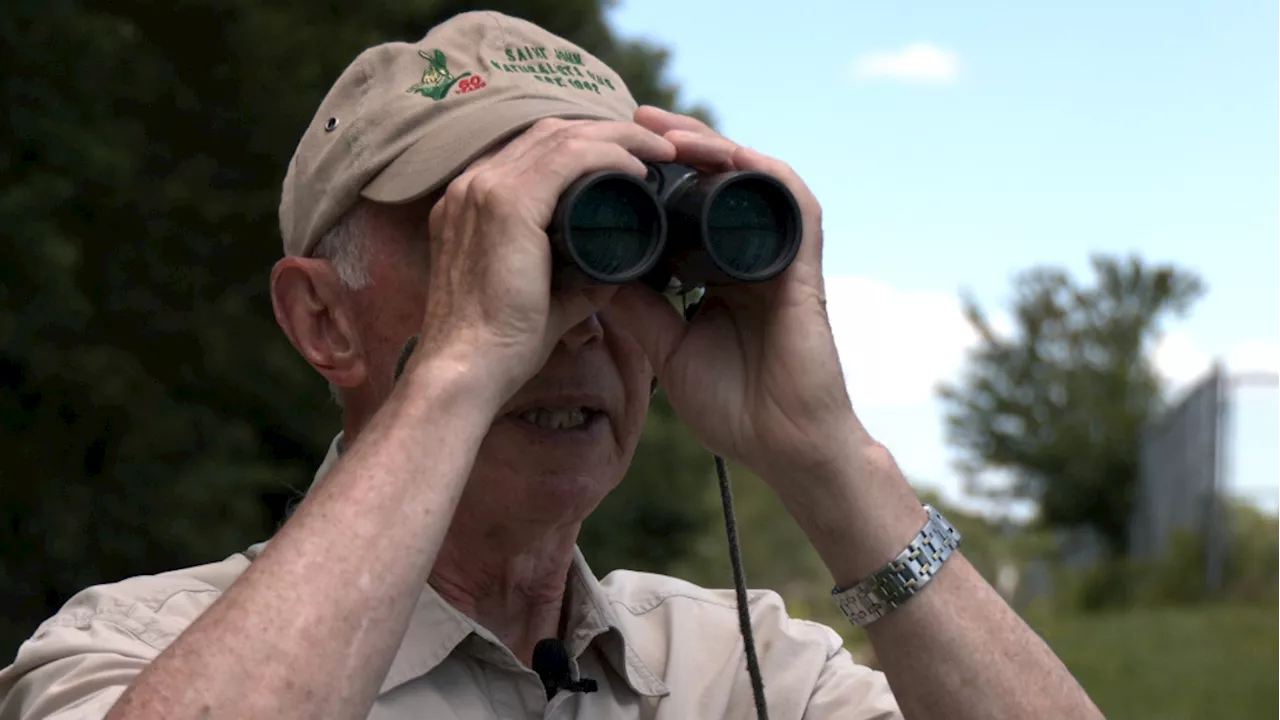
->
<box><xmin>468</xmin><ymin>636</ymin><xmax>550</xmax><ymax>720</ymax></box>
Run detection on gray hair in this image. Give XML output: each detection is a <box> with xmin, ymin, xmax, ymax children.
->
<box><xmin>311</xmin><ymin>202</ymin><xmax>375</xmax><ymax>407</ymax></box>
<box><xmin>313</xmin><ymin>201</ymin><xmax>374</xmax><ymax>291</ymax></box>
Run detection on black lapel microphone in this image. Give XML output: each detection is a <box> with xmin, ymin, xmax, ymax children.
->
<box><xmin>532</xmin><ymin>638</ymin><xmax>598</xmax><ymax>701</ymax></box>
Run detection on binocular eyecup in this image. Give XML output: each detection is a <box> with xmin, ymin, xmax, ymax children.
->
<box><xmin>548</xmin><ymin>162</ymin><xmax>802</xmax><ymax>292</ymax></box>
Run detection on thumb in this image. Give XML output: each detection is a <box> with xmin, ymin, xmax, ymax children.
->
<box><xmin>546</xmin><ymin>285</ymin><xmax>618</xmax><ymax>341</ymax></box>
<box><xmin>607</xmin><ymin>285</ymin><xmax>688</xmax><ymax>377</ymax></box>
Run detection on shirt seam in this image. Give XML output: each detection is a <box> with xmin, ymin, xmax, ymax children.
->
<box><xmin>153</xmin><ymin>587</ymin><xmax>221</xmax><ymax>615</ymax></box>
<box><xmin>612</xmin><ymin>591</ymin><xmax>845</xmax><ymax>660</ymax></box>
<box><xmin>41</xmin><ymin>609</ymin><xmax>157</xmax><ymax>651</ymax></box>
<box><xmin>792</xmin><ymin>618</ymin><xmax>844</xmax><ymax>660</ymax></box>
<box><xmin>610</xmin><ymin>588</ymin><xmax>775</xmax><ymax>617</ymax></box>
<box><xmin>41</xmin><ymin>587</ymin><xmax>222</xmax><ymax>651</ymax></box>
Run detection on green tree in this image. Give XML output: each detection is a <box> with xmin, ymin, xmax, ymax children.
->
<box><xmin>937</xmin><ymin>255</ymin><xmax>1205</xmax><ymax>553</ymax></box>
<box><xmin>0</xmin><ymin>0</ymin><xmax>715</xmax><ymax>658</ymax></box>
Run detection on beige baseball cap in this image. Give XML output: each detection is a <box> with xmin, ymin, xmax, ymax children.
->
<box><xmin>279</xmin><ymin>10</ymin><xmax>641</xmax><ymax>257</ymax></box>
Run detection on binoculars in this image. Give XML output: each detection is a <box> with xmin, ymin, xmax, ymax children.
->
<box><xmin>548</xmin><ymin>162</ymin><xmax>803</xmax><ymax>292</ymax></box>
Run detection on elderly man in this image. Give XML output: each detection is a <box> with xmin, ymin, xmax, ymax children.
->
<box><xmin>0</xmin><ymin>11</ymin><xmax>1100</xmax><ymax>720</ymax></box>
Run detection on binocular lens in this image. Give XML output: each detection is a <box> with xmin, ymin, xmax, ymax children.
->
<box><xmin>705</xmin><ymin>179</ymin><xmax>793</xmax><ymax>280</ymax></box>
<box><xmin>561</xmin><ymin>177</ymin><xmax>663</xmax><ymax>283</ymax></box>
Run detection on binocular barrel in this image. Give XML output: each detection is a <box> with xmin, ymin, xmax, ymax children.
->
<box><xmin>548</xmin><ymin>162</ymin><xmax>802</xmax><ymax>289</ymax></box>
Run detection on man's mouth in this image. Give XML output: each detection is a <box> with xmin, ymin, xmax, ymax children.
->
<box><xmin>512</xmin><ymin>406</ymin><xmax>603</xmax><ymax>431</ymax></box>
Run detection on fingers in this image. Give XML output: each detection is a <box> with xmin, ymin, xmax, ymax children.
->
<box><xmin>662</xmin><ymin>130</ymin><xmax>739</xmax><ymax>173</ymax></box>
<box><xmin>415</xmin><ymin>117</ymin><xmax>682</xmax><ymax>394</ymax></box>
<box><xmin>489</xmin><ymin>117</ymin><xmax>676</xmax><ymax>176</ymax></box>
<box><xmin>430</xmin><ymin>116</ymin><xmax>681</xmax><ymax>271</ymax></box>
<box><xmin>635</xmin><ymin>105</ymin><xmax>717</xmax><ymax>137</ymax></box>
<box><xmin>444</xmin><ymin>117</ymin><xmax>679</xmax><ymax>233</ymax></box>
<box><xmin>516</xmin><ymin>139</ymin><xmax>648</xmax><ymax>190</ymax></box>
<box><xmin>562</xmin><ymin>119</ymin><xmax>680</xmax><ymax>164</ymax></box>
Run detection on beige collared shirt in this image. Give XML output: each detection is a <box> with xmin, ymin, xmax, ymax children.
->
<box><xmin>0</xmin><ymin>437</ymin><xmax>901</xmax><ymax>719</ymax></box>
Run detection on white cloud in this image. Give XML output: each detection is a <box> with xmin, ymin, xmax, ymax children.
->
<box><xmin>825</xmin><ymin>275</ymin><xmax>978</xmax><ymax>408</ymax></box>
<box><xmin>822</xmin><ymin>277</ymin><xmax>1025</xmax><ymax>517</ymax></box>
<box><xmin>1225</xmin><ymin>339</ymin><xmax>1280</xmax><ymax>375</ymax></box>
<box><xmin>1151</xmin><ymin>328</ymin><xmax>1213</xmax><ymax>390</ymax></box>
<box><xmin>850</xmin><ymin>43</ymin><xmax>960</xmax><ymax>84</ymax></box>
<box><xmin>1151</xmin><ymin>332</ymin><xmax>1279</xmax><ymax>394</ymax></box>
<box><xmin>828</xmin><ymin>275</ymin><xmax>1276</xmax><ymax>406</ymax></box>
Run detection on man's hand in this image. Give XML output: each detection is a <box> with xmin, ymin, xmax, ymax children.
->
<box><xmin>607</xmin><ymin>106</ymin><xmax>860</xmax><ymax>483</ymax></box>
<box><xmin>412</xmin><ymin>117</ymin><xmax>676</xmax><ymax>406</ymax></box>
<box><xmin>610</xmin><ymin>107</ymin><xmax>1104</xmax><ymax>720</ymax></box>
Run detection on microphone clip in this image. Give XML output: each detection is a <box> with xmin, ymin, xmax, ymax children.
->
<box><xmin>533</xmin><ymin>638</ymin><xmax>599</xmax><ymax>700</ymax></box>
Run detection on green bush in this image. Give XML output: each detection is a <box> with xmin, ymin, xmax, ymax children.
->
<box><xmin>1036</xmin><ymin>533</ymin><xmax>1211</xmax><ymax>614</ymax></box>
<box><xmin>1075</xmin><ymin>558</ymin><xmax>1138</xmax><ymax>611</ymax></box>
<box><xmin>1221</xmin><ymin>501</ymin><xmax>1279</xmax><ymax>603</ymax></box>
<box><xmin>1064</xmin><ymin>505</ymin><xmax>1279</xmax><ymax>613</ymax></box>
<box><xmin>1128</xmin><ymin>530</ymin><xmax>1210</xmax><ymax>607</ymax></box>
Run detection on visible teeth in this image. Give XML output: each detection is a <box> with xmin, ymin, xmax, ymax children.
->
<box><xmin>517</xmin><ymin>407</ymin><xmax>590</xmax><ymax>430</ymax></box>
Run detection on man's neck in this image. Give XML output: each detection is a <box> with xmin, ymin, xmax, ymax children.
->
<box><xmin>429</xmin><ymin>522</ymin><xmax>581</xmax><ymax>667</ymax></box>
<box><xmin>339</xmin><ymin>403</ymin><xmax>585</xmax><ymax>666</ymax></box>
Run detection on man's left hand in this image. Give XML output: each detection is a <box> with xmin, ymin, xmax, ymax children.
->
<box><xmin>607</xmin><ymin>105</ymin><xmax>868</xmax><ymax>486</ymax></box>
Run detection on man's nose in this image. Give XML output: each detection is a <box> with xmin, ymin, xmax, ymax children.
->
<box><xmin>559</xmin><ymin>313</ymin><xmax>604</xmax><ymax>350</ymax></box>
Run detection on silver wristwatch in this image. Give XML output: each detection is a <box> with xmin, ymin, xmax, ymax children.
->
<box><xmin>832</xmin><ymin>504</ymin><xmax>962</xmax><ymax>627</ymax></box>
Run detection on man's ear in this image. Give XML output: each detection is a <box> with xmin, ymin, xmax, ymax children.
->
<box><xmin>270</xmin><ymin>256</ymin><xmax>367</xmax><ymax>391</ymax></box>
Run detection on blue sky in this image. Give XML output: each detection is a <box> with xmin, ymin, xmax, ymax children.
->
<box><xmin>609</xmin><ymin>0</ymin><xmax>1279</xmax><ymax>514</ymax></box>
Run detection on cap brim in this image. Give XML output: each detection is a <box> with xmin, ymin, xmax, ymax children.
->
<box><xmin>361</xmin><ymin>97</ymin><xmax>618</xmax><ymax>204</ymax></box>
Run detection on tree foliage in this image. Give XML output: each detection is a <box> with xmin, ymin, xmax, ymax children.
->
<box><xmin>937</xmin><ymin>255</ymin><xmax>1205</xmax><ymax>552</ymax></box>
<box><xmin>0</xmin><ymin>0</ymin><xmax>716</xmax><ymax>658</ymax></box>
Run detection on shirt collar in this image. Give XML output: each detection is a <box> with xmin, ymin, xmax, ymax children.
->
<box><xmin>272</xmin><ymin>432</ymin><xmax>668</xmax><ymax>698</ymax></box>
<box><xmin>562</xmin><ymin>545</ymin><xmax>670</xmax><ymax>697</ymax></box>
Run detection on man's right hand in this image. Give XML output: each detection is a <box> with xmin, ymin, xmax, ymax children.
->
<box><xmin>95</xmin><ymin>116</ymin><xmax>675</xmax><ymax>720</ymax></box>
<box><xmin>410</xmin><ymin>117</ymin><xmax>676</xmax><ymax>405</ymax></box>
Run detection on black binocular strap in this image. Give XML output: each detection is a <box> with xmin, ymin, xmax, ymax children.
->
<box><xmin>682</xmin><ymin>297</ymin><xmax>769</xmax><ymax>720</ymax></box>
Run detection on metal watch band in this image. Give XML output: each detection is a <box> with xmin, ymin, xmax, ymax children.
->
<box><xmin>831</xmin><ymin>504</ymin><xmax>962</xmax><ymax>628</ymax></box>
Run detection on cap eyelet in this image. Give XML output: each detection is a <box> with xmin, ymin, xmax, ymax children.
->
<box><xmin>324</xmin><ymin>117</ymin><xmax>339</xmax><ymax>132</ymax></box>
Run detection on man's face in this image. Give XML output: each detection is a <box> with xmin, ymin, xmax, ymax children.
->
<box><xmin>342</xmin><ymin>194</ymin><xmax>654</xmax><ymax>529</ymax></box>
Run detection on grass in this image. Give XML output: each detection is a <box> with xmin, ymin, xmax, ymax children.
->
<box><xmin>830</xmin><ymin>601</ymin><xmax>1277</xmax><ymax>718</ymax></box>
<box><xmin>1028</xmin><ymin>602</ymin><xmax>1278</xmax><ymax>720</ymax></box>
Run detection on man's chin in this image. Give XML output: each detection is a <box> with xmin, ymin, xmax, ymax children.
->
<box><xmin>474</xmin><ymin>416</ymin><xmax>623</xmax><ymax>519</ymax></box>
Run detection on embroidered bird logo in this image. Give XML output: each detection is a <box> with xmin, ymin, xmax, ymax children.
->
<box><xmin>407</xmin><ymin>49</ymin><xmax>471</xmax><ymax>100</ymax></box>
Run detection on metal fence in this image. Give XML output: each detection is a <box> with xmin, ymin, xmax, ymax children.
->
<box><xmin>1128</xmin><ymin>363</ymin><xmax>1229</xmax><ymax>591</ymax></box>
<box><xmin>1008</xmin><ymin>363</ymin><xmax>1274</xmax><ymax>608</ymax></box>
